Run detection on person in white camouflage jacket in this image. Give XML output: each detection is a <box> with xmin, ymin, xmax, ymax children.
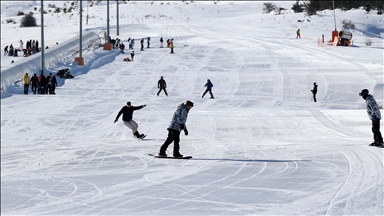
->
<box><xmin>359</xmin><ymin>89</ymin><xmax>383</xmax><ymax>146</ymax></box>
<box><xmin>159</xmin><ymin>100</ymin><xmax>194</xmax><ymax>157</ymax></box>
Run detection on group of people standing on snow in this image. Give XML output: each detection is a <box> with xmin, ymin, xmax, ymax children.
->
<box><xmin>3</xmin><ymin>39</ymin><xmax>40</xmax><ymax>58</ymax></box>
<box><xmin>113</xmin><ymin>76</ymin><xmax>216</xmax><ymax>158</ymax></box>
<box><xmin>23</xmin><ymin>72</ymin><xmax>58</xmax><ymax>95</ymax></box>
<box><xmin>119</xmin><ymin>36</ymin><xmax>175</xmax><ymax>62</ymax></box>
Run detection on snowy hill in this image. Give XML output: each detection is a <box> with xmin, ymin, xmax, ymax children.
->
<box><xmin>1</xmin><ymin>1</ymin><xmax>383</xmax><ymax>215</ymax></box>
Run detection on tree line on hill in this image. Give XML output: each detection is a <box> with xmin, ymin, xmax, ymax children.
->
<box><xmin>291</xmin><ymin>0</ymin><xmax>384</xmax><ymax>15</ymax></box>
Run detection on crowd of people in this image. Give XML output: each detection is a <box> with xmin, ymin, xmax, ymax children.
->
<box><xmin>3</xmin><ymin>39</ymin><xmax>41</xmax><ymax>58</ymax></box>
<box><xmin>23</xmin><ymin>72</ymin><xmax>58</xmax><ymax>95</ymax></box>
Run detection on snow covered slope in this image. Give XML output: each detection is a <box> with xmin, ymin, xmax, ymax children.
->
<box><xmin>1</xmin><ymin>1</ymin><xmax>383</xmax><ymax>215</ymax></box>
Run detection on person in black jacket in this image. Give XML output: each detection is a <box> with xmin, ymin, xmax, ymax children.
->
<box><xmin>140</xmin><ymin>38</ymin><xmax>144</xmax><ymax>51</ymax></box>
<box><xmin>114</xmin><ymin>102</ymin><xmax>146</xmax><ymax>139</ymax></box>
<box><xmin>157</xmin><ymin>76</ymin><xmax>168</xmax><ymax>96</ymax></box>
<box><xmin>30</xmin><ymin>73</ymin><xmax>38</xmax><ymax>94</ymax></box>
<box><xmin>311</xmin><ymin>82</ymin><xmax>318</xmax><ymax>102</ymax></box>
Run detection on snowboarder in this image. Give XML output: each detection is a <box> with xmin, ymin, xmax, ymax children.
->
<box><xmin>311</xmin><ymin>82</ymin><xmax>318</xmax><ymax>102</ymax></box>
<box><xmin>160</xmin><ymin>37</ymin><xmax>164</xmax><ymax>48</ymax></box>
<box><xmin>157</xmin><ymin>76</ymin><xmax>168</xmax><ymax>96</ymax></box>
<box><xmin>158</xmin><ymin>100</ymin><xmax>194</xmax><ymax>157</ymax></box>
<box><xmin>23</xmin><ymin>73</ymin><xmax>29</xmax><ymax>94</ymax></box>
<box><xmin>296</xmin><ymin>29</ymin><xmax>301</xmax><ymax>39</ymax></box>
<box><xmin>202</xmin><ymin>79</ymin><xmax>214</xmax><ymax>99</ymax></box>
<box><xmin>359</xmin><ymin>89</ymin><xmax>383</xmax><ymax>146</ymax></box>
<box><xmin>129</xmin><ymin>38</ymin><xmax>135</xmax><ymax>49</ymax></box>
<box><xmin>140</xmin><ymin>38</ymin><xmax>144</xmax><ymax>51</ymax></box>
<box><xmin>130</xmin><ymin>51</ymin><xmax>135</xmax><ymax>61</ymax></box>
<box><xmin>114</xmin><ymin>102</ymin><xmax>147</xmax><ymax>139</ymax></box>
<box><xmin>119</xmin><ymin>43</ymin><xmax>125</xmax><ymax>54</ymax></box>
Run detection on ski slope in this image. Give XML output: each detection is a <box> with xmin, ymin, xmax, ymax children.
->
<box><xmin>1</xmin><ymin>1</ymin><xmax>383</xmax><ymax>215</ymax></box>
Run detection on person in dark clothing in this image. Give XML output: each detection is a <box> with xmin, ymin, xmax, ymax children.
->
<box><xmin>202</xmin><ymin>79</ymin><xmax>214</xmax><ymax>99</ymax></box>
<box><xmin>114</xmin><ymin>102</ymin><xmax>147</xmax><ymax>139</ymax></box>
<box><xmin>38</xmin><ymin>74</ymin><xmax>47</xmax><ymax>94</ymax></box>
<box><xmin>160</xmin><ymin>37</ymin><xmax>163</xmax><ymax>48</ymax></box>
<box><xmin>140</xmin><ymin>38</ymin><xmax>144</xmax><ymax>51</ymax></box>
<box><xmin>4</xmin><ymin>46</ymin><xmax>8</xmax><ymax>56</ymax></box>
<box><xmin>30</xmin><ymin>73</ymin><xmax>38</xmax><ymax>94</ymax></box>
<box><xmin>147</xmin><ymin>37</ymin><xmax>150</xmax><ymax>48</ymax></box>
<box><xmin>157</xmin><ymin>76</ymin><xmax>168</xmax><ymax>96</ymax></box>
<box><xmin>359</xmin><ymin>89</ymin><xmax>383</xmax><ymax>146</ymax></box>
<box><xmin>159</xmin><ymin>100</ymin><xmax>193</xmax><ymax>158</ymax></box>
<box><xmin>131</xmin><ymin>51</ymin><xmax>135</xmax><ymax>61</ymax></box>
<box><xmin>311</xmin><ymin>82</ymin><xmax>318</xmax><ymax>102</ymax></box>
<box><xmin>51</xmin><ymin>75</ymin><xmax>58</xmax><ymax>94</ymax></box>
<box><xmin>46</xmin><ymin>73</ymin><xmax>53</xmax><ymax>94</ymax></box>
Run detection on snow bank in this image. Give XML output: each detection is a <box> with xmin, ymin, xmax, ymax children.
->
<box><xmin>0</xmin><ymin>30</ymin><xmax>100</xmax><ymax>94</ymax></box>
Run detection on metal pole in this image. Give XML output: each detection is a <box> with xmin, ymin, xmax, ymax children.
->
<box><xmin>79</xmin><ymin>0</ymin><xmax>83</xmax><ymax>58</ymax></box>
<box><xmin>107</xmin><ymin>0</ymin><xmax>110</xmax><ymax>43</ymax></box>
<box><xmin>40</xmin><ymin>0</ymin><xmax>45</xmax><ymax>75</ymax></box>
<box><xmin>86</xmin><ymin>0</ymin><xmax>88</xmax><ymax>25</ymax></box>
<box><xmin>117</xmin><ymin>0</ymin><xmax>119</xmax><ymax>36</ymax></box>
<box><xmin>332</xmin><ymin>0</ymin><xmax>337</xmax><ymax>31</ymax></box>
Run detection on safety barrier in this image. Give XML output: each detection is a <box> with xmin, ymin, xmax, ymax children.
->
<box><xmin>1</xmin><ymin>30</ymin><xmax>100</xmax><ymax>94</ymax></box>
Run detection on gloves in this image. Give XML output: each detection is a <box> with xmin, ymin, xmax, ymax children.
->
<box><xmin>372</xmin><ymin>116</ymin><xmax>379</xmax><ymax>123</ymax></box>
<box><xmin>184</xmin><ymin>129</ymin><xmax>188</xmax><ymax>136</ymax></box>
<box><xmin>180</xmin><ymin>124</ymin><xmax>185</xmax><ymax>130</ymax></box>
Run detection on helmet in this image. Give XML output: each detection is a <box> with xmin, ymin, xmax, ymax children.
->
<box><xmin>359</xmin><ymin>89</ymin><xmax>369</xmax><ymax>96</ymax></box>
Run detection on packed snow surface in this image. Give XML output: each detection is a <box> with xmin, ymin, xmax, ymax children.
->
<box><xmin>1</xmin><ymin>1</ymin><xmax>383</xmax><ymax>215</ymax></box>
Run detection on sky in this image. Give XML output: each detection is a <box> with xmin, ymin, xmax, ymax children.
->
<box><xmin>1</xmin><ymin>1</ymin><xmax>383</xmax><ymax>215</ymax></box>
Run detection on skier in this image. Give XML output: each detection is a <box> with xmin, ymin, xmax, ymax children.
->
<box><xmin>296</xmin><ymin>29</ymin><xmax>301</xmax><ymax>39</ymax></box>
<box><xmin>311</xmin><ymin>82</ymin><xmax>318</xmax><ymax>102</ymax></box>
<box><xmin>202</xmin><ymin>79</ymin><xmax>214</xmax><ymax>99</ymax></box>
<box><xmin>359</xmin><ymin>89</ymin><xmax>383</xmax><ymax>146</ymax></box>
<box><xmin>158</xmin><ymin>100</ymin><xmax>194</xmax><ymax>157</ymax></box>
<box><xmin>114</xmin><ymin>102</ymin><xmax>147</xmax><ymax>139</ymax></box>
<box><xmin>147</xmin><ymin>37</ymin><xmax>150</xmax><ymax>48</ymax></box>
<box><xmin>160</xmin><ymin>37</ymin><xmax>164</xmax><ymax>48</ymax></box>
<box><xmin>23</xmin><ymin>73</ymin><xmax>30</xmax><ymax>95</ymax></box>
<box><xmin>157</xmin><ymin>76</ymin><xmax>168</xmax><ymax>96</ymax></box>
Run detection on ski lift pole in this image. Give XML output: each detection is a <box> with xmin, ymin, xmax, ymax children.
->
<box><xmin>332</xmin><ymin>0</ymin><xmax>337</xmax><ymax>31</ymax></box>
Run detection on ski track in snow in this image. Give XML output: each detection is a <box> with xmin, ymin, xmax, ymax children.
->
<box><xmin>1</xmin><ymin>3</ymin><xmax>383</xmax><ymax>215</ymax></box>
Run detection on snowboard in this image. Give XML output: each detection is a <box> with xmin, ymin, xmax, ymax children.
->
<box><xmin>148</xmin><ymin>154</ymin><xmax>192</xmax><ymax>159</ymax></box>
<box><xmin>139</xmin><ymin>135</ymin><xmax>147</xmax><ymax>140</ymax></box>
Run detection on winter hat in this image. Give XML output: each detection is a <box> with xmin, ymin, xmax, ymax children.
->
<box><xmin>359</xmin><ymin>89</ymin><xmax>369</xmax><ymax>96</ymax></box>
<box><xmin>186</xmin><ymin>100</ymin><xmax>194</xmax><ymax>107</ymax></box>
<box><xmin>161</xmin><ymin>76</ymin><xmax>163</xmax><ymax>79</ymax></box>
<box><xmin>127</xmin><ymin>101</ymin><xmax>131</xmax><ymax>105</ymax></box>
